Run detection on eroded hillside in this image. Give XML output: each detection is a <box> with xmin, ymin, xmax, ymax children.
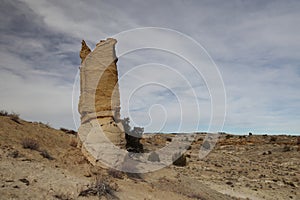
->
<box><xmin>0</xmin><ymin>114</ymin><xmax>299</xmax><ymax>200</ymax></box>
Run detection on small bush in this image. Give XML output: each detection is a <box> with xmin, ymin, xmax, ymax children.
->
<box><xmin>21</xmin><ymin>138</ymin><xmax>39</xmax><ymax>150</ymax></box>
<box><xmin>108</xmin><ymin>169</ymin><xmax>124</xmax><ymax>179</ymax></box>
<box><xmin>172</xmin><ymin>152</ymin><xmax>187</xmax><ymax>166</ymax></box>
<box><xmin>296</xmin><ymin>137</ymin><xmax>300</xmax><ymax>145</ymax></box>
<box><xmin>40</xmin><ymin>150</ymin><xmax>54</xmax><ymax>160</ymax></box>
<box><xmin>0</xmin><ymin>110</ymin><xmax>8</xmax><ymax>116</ymax></box>
<box><xmin>69</xmin><ymin>139</ymin><xmax>78</xmax><ymax>147</ymax></box>
<box><xmin>0</xmin><ymin>110</ymin><xmax>21</xmax><ymax>124</ymax></box>
<box><xmin>79</xmin><ymin>176</ymin><xmax>119</xmax><ymax>199</ymax></box>
<box><xmin>9</xmin><ymin>112</ymin><xmax>20</xmax><ymax>124</ymax></box>
<box><xmin>60</xmin><ymin>128</ymin><xmax>77</xmax><ymax>135</ymax></box>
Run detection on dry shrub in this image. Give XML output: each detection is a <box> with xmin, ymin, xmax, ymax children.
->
<box><xmin>40</xmin><ymin>149</ymin><xmax>54</xmax><ymax>160</ymax></box>
<box><xmin>0</xmin><ymin>110</ymin><xmax>8</xmax><ymax>116</ymax></box>
<box><xmin>9</xmin><ymin>112</ymin><xmax>20</xmax><ymax>124</ymax></box>
<box><xmin>60</xmin><ymin>128</ymin><xmax>77</xmax><ymax>135</ymax></box>
<box><xmin>21</xmin><ymin>138</ymin><xmax>39</xmax><ymax>150</ymax></box>
<box><xmin>69</xmin><ymin>139</ymin><xmax>78</xmax><ymax>147</ymax></box>
<box><xmin>0</xmin><ymin>110</ymin><xmax>21</xmax><ymax>124</ymax></box>
<box><xmin>79</xmin><ymin>176</ymin><xmax>119</xmax><ymax>199</ymax></box>
<box><xmin>296</xmin><ymin>137</ymin><xmax>300</xmax><ymax>145</ymax></box>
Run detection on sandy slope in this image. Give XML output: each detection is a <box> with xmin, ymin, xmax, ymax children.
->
<box><xmin>0</xmin><ymin>115</ymin><xmax>299</xmax><ymax>200</ymax></box>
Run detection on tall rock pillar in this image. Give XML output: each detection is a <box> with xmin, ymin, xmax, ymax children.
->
<box><xmin>78</xmin><ymin>38</ymin><xmax>125</xmax><ymax>167</ymax></box>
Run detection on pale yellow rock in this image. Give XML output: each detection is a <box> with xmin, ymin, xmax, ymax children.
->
<box><xmin>79</xmin><ymin>40</ymin><xmax>91</xmax><ymax>63</ymax></box>
<box><xmin>78</xmin><ymin>38</ymin><xmax>125</xmax><ymax>167</ymax></box>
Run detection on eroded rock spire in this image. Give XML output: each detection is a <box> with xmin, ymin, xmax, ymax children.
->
<box><xmin>78</xmin><ymin>38</ymin><xmax>125</xmax><ymax>167</ymax></box>
<box><xmin>80</xmin><ymin>40</ymin><xmax>91</xmax><ymax>63</ymax></box>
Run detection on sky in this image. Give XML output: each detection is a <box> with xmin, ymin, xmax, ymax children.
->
<box><xmin>0</xmin><ymin>0</ymin><xmax>299</xmax><ymax>135</ymax></box>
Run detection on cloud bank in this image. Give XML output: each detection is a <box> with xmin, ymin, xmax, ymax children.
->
<box><xmin>1</xmin><ymin>0</ymin><xmax>299</xmax><ymax>134</ymax></box>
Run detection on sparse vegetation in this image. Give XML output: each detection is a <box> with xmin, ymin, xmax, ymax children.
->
<box><xmin>1</xmin><ymin>112</ymin><xmax>299</xmax><ymax>200</ymax></box>
<box><xmin>0</xmin><ymin>110</ymin><xmax>8</xmax><ymax>116</ymax></box>
<box><xmin>0</xmin><ymin>110</ymin><xmax>21</xmax><ymax>123</ymax></box>
<box><xmin>21</xmin><ymin>138</ymin><xmax>39</xmax><ymax>150</ymax></box>
<box><xmin>60</xmin><ymin>128</ymin><xmax>77</xmax><ymax>135</ymax></box>
<box><xmin>40</xmin><ymin>149</ymin><xmax>54</xmax><ymax>160</ymax></box>
<box><xmin>79</xmin><ymin>176</ymin><xmax>119</xmax><ymax>199</ymax></box>
<box><xmin>10</xmin><ymin>112</ymin><xmax>20</xmax><ymax>123</ymax></box>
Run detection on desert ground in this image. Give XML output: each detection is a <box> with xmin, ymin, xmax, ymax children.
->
<box><xmin>0</xmin><ymin>113</ymin><xmax>299</xmax><ymax>200</ymax></box>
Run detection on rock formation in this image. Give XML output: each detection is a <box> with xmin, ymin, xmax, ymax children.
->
<box><xmin>79</xmin><ymin>40</ymin><xmax>91</xmax><ymax>63</ymax></box>
<box><xmin>78</xmin><ymin>38</ymin><xmax>125</xmax><ymax>167</ymax></box>
<box><xmin>77</xmin><ymin>38</ymin><xmax>187</xmax><ymax>172</ymax></box>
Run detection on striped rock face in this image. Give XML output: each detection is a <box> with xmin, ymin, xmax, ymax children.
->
<box><xmin>78</xmin><ymin>38</ymin><xmax>126</xmax><ymax>167</ymax></box>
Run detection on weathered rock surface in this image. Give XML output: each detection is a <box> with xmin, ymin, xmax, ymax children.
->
<box><xmin>78</xmin><ymin>38</ymin><xmax>125</xmax><ymax>168</ymax></box>
<box><xmin>79</xmin><ymin>40</ymin><xmax>91</xmax><ymax>63</ymax></box>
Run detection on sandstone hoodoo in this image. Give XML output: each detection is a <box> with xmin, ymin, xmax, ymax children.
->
<box><xmin>78</xmin><ymin>38</ymin><xmax>125</xmax><ymax>166</ymax></box>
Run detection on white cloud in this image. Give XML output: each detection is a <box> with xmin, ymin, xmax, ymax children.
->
<box><xmin>1</xmin><ymin>0</ymin><xmax>300</xmax><ymax>134</ymax></box>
